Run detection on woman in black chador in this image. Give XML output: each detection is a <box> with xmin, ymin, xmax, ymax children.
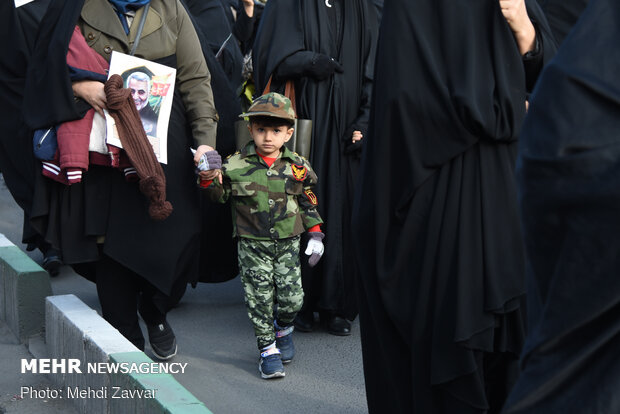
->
<box><xmin>504</xmin><ymin>0</ymin><xmax>620</xmax><ymax>412</ymax></box>
<box><xmin>253</xmin><ymin>0</ymin><xmax>378</xmax><ymax>334</ymax></box>
<box><xmin>23</xmin><ymin>0</ymin><xmax>222</xmax><ymax>360</ymax></box>
<box><xmin>352</xmin><ymin>0</ymin><xmax>555</xmax><ymax>412</ymax></box>
<box><xmin>0</xmin><ymin>0</ymin><xmax>63</xmax><ymax>274</ymax></box>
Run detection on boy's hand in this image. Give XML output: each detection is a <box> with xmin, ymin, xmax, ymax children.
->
<box><xmin>199</xmin><ymin>168</ymin><xmax>222</xmax><ymax>184</ymax></box>
<box><xmin>305</xmin><ymin>232</ymin><xmax>325</xmax><ymax>267</ymax></box>
<box><xmin>351</xmin><ymin>130</ymin><xmax>363</xmax><ymax>143</ymax></box>
<box><xmin>499</xmin><ymin>0</ymin><xmax>536</xmax><ymax>55</ymax></box>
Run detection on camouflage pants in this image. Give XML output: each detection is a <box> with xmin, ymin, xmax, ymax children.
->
<box><xmin>238</xmin><ymin>236</ymin><xmax>303</xmax><ymax>349</ymax></box>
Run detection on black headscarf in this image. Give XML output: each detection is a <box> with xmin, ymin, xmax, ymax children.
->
<box><xmin>504</xmin><ymin>0</ymin><xmax>620</xmax><ymax>412</ymax></box>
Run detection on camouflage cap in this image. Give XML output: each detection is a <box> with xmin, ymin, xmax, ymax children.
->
<box><xmin>239</xmin><ymin>92</ymin><xmax>297</xmax><ymax>120</ymax></box>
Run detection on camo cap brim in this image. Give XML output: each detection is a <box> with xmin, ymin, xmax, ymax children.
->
<box><xmin>239</xmin><ymin>92</ymin><xmax>297</xmax><ymax>120</ymax></box>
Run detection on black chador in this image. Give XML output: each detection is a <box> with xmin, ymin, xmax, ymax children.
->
<box><xmin>182</xmin><ymin>0</ymin><xmax>244</xmax><ymax>90</ymax></box>
<box><xmin>253</xmin><ymin>0</ymin><xmax>378</xmax><ymax>323</ymax></box>
<box><xmin>0</xmin><ymin>0</ymin><xmax>50</xmax><ymax>246</ymax></box>
<box><xmin>181</xmin><ymin>0</ymin><xmax>241</xmax><ymax>284</ymax></box>
<box><xmin>536</xmin><ymin>0</ymin><xmax>590</xmax><ymax>44</ymax></box>
<box><xmin>352</xmin><ymin>0</ymin><xmax>555</xmax><ymax>412</ymax></box>
<box><xmin>504</xmin><ymin>0</ymin><xmax>620</xmax><ymax>412</ymax></box>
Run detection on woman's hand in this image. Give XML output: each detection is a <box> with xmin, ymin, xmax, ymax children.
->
<box><xmin>72</xmin><ymin>80</ymin><xmax>107</xmax><ymax>117</ymax></box>
<box><xmin>352</xmin><ymin>130</ymin><xmax>363</xmax><ymax>143</ymax></box>
<box><xmin>499</xmin><ymin>0</ymin><xmax>536</xmax><ymax>55</ymax></box>
<box><xmin>195</xmin><ymin>144</ymin><xmax>223</xmax><ymax>184</ymax></box>
<box><xmin>193</xmin><ymin>144</ymin><xmax>214</xmax><ymax>165</ymax></box>
<box><xmin>242</xmin><ymin>0</ymin><xmax>254</xmax><ymax>18</ymax></box>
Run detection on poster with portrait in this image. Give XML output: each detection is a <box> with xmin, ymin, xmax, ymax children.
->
<box><xmin>105</xmin><ymin>51</ymin><xmax>176</xmax><ymax>164</ymax></box>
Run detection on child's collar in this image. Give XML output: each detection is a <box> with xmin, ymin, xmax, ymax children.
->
<box><xmin>241</xmin><ymin>142</ymin><xmax>300</xmax><ymax>163</ymax></box>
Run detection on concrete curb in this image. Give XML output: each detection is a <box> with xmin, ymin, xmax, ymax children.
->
<box><xmin>0</xmin><ymin>233</ymin><xmax>52</xmax><ymax>342</ymax></box>
<box><xmin>46</xmin><ymin>295</ymin><xmax>212</xmax><ymax>414</ymax></box>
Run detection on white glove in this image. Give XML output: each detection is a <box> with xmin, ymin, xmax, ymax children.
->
<box><xmin>304</xmin><ymin>232</ymin><xmax>325</xmax><ymax>267</ymax></box>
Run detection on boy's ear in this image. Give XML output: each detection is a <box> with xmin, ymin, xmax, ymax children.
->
<box><xmin>283</xmin><ymin>127</ymin><xmax>294</xmax><ymax>142</ymax></box>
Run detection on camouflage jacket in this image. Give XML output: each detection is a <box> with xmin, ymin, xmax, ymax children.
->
<box><xmin>205</xmin><ymin>143</ymin><xmax>323</xmax><ymax>240</ymax></box>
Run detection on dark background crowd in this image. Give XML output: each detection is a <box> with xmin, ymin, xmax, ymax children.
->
<box><xmin>3</xmin><ymin>0</ymin><xmax>618</xmax><ymax>413</ymax></box>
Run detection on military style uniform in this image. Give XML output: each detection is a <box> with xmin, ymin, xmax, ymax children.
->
<box><xmin>205</xmin><ymin>142</ymin><xmax>323</xmax><ymax>349</ymax></box>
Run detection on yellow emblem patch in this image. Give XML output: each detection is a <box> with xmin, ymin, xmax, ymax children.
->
<box><xmin>291</xmin><ymin>164</ymin><xmax>307</xmax><ymax>181</ymax></box>
<box><xmin>304</xmin><ymin>189</ymin><xmax>318</xmax><ymax>205</ymax></box>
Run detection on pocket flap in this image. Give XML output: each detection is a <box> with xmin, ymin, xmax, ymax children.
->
<box><xmin>285</xmin><ymin>180</ymin><xmax>303</xmax><ymax>195</ymax></box>
<box><xmin>231</xmin><ymin>181</ymin><xmax>256</xmax><ymax>196</ymax></box>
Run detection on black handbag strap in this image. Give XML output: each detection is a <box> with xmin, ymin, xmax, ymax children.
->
<box><xmin>263</xmin><ymin>76</ymin><xmax>297</xmax><ymax>115</ymax></box>
<box><xmin>129</xmin><ymin>3</ymin><xmax>150</xmax><ymax>56</ymax></box>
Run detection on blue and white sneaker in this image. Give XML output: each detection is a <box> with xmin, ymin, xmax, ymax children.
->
<box><xmin>275</xmin><ymin>324</ymin><xmax>295</xmax><ymax>364</ymax></box>
<box><xmin>259</xmin><ymin>346</ymin><xmax>285</xmax><ymax>379</ymax></box>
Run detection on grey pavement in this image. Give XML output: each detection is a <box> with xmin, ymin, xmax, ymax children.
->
<box><xmin>0</xmin><ymin>173</ymin><xmax>368</xmax><ymax>414</ymax></box>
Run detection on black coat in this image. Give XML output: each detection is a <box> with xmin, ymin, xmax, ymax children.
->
<box><xmin>253</xmin><ymin>0</ymin><xmax>378</xmax><ymax>318</ymax></box>
<box><xmin>504</xmin><ymin>1</ymin><xmax>620</xmax><ymax>412</ymax></box>
<box><xmin>351</xmin><ymin>0</ymin><xmax>555</xmax><ymax>412</ymax></box>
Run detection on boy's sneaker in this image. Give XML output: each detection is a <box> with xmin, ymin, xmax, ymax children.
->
<box><xmin>259</xmin><ymin>347</ymin><xmax>285</xmax><ymax>379</ymax></box>
<box><xmin>147</xmin><ymin>321</ymin><xmax>177</xmax><ymax>360</ymax></box>
<box><xmin>275</xmin><ymin>324</ymin><xmax>295</xmax><ymax>364</ymax></box>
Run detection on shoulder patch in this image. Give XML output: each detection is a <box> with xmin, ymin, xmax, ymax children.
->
<box><xmin>291</xmin><ymin>164</ymin><xmax>308</xmax><ymax>181</ymax></box>
<box><xmin>303</xmin><ymin>189</ymin><xmax>318</xmax><ymax>205</ymax></box>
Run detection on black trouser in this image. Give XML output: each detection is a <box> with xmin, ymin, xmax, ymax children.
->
<box><xmin>95</xmin><ymin>254</ymin><xmax>168</xmax><ymax>350</ymax></box>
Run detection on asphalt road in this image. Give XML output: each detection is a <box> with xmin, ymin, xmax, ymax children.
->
<box><xmin>0</xmin><ymin>173</ymin><xmax>368</xmax><ymax>414</ymax></box>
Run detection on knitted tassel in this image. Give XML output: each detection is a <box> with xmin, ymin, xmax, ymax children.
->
<box><xmin>104</xmin><ymin>74</ymin><xmax>173</xmax><ymax>220</ymax></box>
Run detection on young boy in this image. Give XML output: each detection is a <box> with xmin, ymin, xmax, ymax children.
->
<box><xmin>202</xmin><ymin>92</ymin><xmax>325</xmax><ymax>379</ymax></box>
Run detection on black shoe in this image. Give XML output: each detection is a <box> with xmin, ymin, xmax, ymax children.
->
<box><xmin>293</xmin><ymin>311</ymin><xmax>314</xmax><ymax>332</ymax></box>
<box><xmin>325</xmin><ymin>315</ymin><xmax>351</xmax><ymax>336</ymax></box>
<box><xmin>147</xmin><ymin>321</ymin><xmax>177</xmax><ymax>360</ymax></box>
<box><xmin>42</xmin><ymin>248</ymin><xmax>62</xmax><ymax>277</ymax></box>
